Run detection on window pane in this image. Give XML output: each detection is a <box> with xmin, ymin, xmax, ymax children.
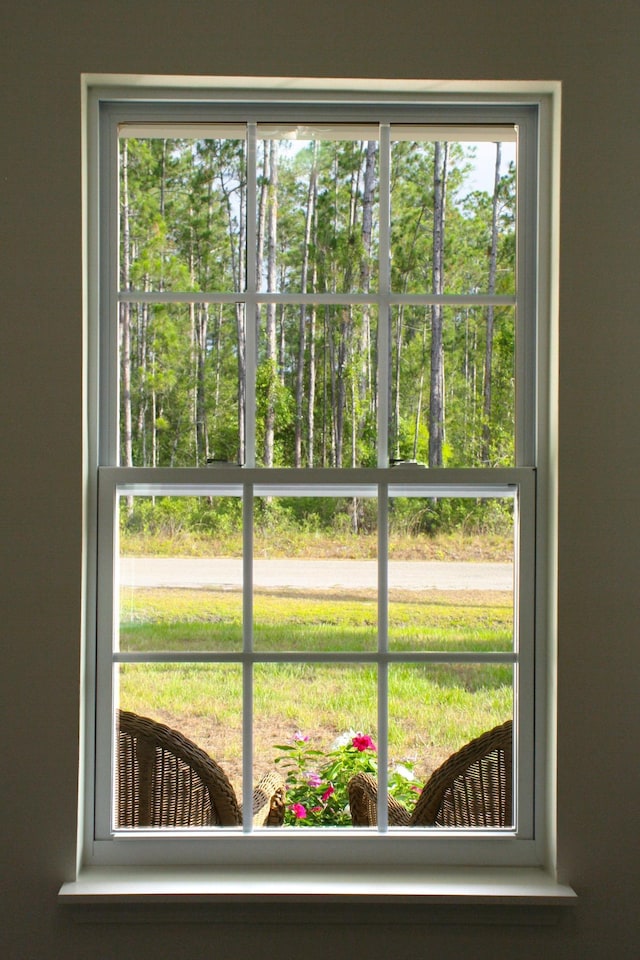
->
<box><xmin>115</xmin><ymin>662</ymin><xmax>244</xmax><ymax>828</ymax></box>
<box><xmin>256</xmin><ymin>131</ymin><xmax>378</xmax><ymax>294</ymax></box>
<box><xmin>390</xmin><ymin>136</ymin><xmax>516</xmax><ymax>296</ymax></box>
<box><xmin>388</xmin><ymin>663</ymin><xmax>514</xmax><ymax>827</ymax></box>
<box><xmin>119</xmin><ymin>136</ymin><xmax>246</xmax><ymax>293</ymax></box>
<box><xmin>119</xmin><ymin>303</ymin><xmax>245</xmax><ymax>467</ymax></box>
<box><xmin>252</xmin><ymin>495</ymin><xmax>378</xmax><ymax>651</ymax></box>
<box><xmin>118</xmin><ymin>494</ymin><xmax>243</xmax><ymax>653</ymax></box>
<box><xmin>389</xmin><ymin>306</ymin><xmax>515</xmax><ymax>467</ymax></box>
<box><xmin>387</xmin><ymin>495</ymin><xmax>514</xmax><ymax>652</ymax></box>
<box><xmin>256</xmin><ymin>305</ymin><xmax>377</xmax><ymax>467</ymax></box>
<box><xmin>254</xmin><ymin>663</ymin><xmax>377</xmax><ymax>827</ymax></box>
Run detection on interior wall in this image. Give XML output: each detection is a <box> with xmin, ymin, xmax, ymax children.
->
<box><xmin>2</xmin><ymin>1</ymin><xmax>638</xmax><ymax>956</ymax></box>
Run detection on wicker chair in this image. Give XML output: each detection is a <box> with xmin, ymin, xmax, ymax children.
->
<box><xmin>349</xmin><ymin>720</ymin><xmax>512</xmax><ymax>827</ymax></box>
<box><xmin>117</xmin><ymin>710</ymin><xmax>286</xmax><ymax>827</ymax></box>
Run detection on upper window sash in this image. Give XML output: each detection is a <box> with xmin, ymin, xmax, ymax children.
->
<box><xmin>97</xmin><ymin>100</ymin><xmax>538</xmax><ymax>471</ymax></box>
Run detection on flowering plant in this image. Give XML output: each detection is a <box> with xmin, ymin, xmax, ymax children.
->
<box><xmin>273</xmin><ymin>730</ymin><xmax>422</xmax><ymax>826</ymax></box>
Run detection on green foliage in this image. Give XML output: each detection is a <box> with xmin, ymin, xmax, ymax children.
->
<box><xmin>255</xmin><ymin>358</ymin><xmax>295</xmax><ymax>466</ymax></box>
<box><xmin>120</xmin><ymin>135</ymin><xmax>516</xmax><ymax>471</ymax></box>
<box><xmin>120</xmin><ymin>491</ymin><xmax>514</xmax><ymax>553</ymax></box>
<box><xmin>273</xmin><ymin>731</ymin><xmax>422</xmax><ymax>826</ymax></box>
<box><xmin>388</xmin><ymin>496</ymin><xmax>513</xmax><ymax>538</ymax></box>
<box><xmin>121</xmin><ymin>495</ymin><xmax>243</xmax><ymax>539</ymax></box>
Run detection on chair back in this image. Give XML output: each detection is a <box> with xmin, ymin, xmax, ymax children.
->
<box><xmin>117</xmin><ymin>710</ymin><xmax>241</xmax><ymax>827</ymax></box>
<box><xmin>410</xmin><ymin>720</ymin><xmax>512</xmax><ymax>827</ymax></box>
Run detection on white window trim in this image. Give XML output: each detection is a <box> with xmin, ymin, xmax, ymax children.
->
<box><xmin>65</xmin><ymin>75</ymin><xmax>570</xmax><ymax>904</ymax></box>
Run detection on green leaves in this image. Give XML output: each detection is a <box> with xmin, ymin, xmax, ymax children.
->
<box><xmin>120</xmin><ymin>133</ymin><xmax>516</xmax><ymax>471</ymax></box>
<box><xmin>272</xmin><ymin>732</ymin><xmax>424</xmax><ymax>826</ymax></box>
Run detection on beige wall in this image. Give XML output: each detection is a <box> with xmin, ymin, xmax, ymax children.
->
<box><xmin>2</xmin><ymin>1</ymin><xmax>639</xmax><ymax>956</ymax></box>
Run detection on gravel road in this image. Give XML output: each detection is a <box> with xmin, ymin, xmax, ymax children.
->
<box><xmin>120</xmin><ymin>557</ymin><xmax>512</xmax><ymax>591</ymax></box>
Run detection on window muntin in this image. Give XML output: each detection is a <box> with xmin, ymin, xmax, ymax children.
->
<box><xmin>91</xmin><ymin>91</ymin><xmax>542</xmax><ymax>864</ymax></box>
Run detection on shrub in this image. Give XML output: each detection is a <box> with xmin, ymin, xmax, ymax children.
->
<box><xmin>273</xmin><ymin>730</ymin><xmax>422</xmax><ymax>826</ymax></box>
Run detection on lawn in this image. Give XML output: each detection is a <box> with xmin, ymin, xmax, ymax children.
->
<box><xmin>118</xmin><ymin>584</ymin><xmax>513</xmax><ymax>798</ymax></box>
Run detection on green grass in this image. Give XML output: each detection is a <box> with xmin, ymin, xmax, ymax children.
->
<box><xmin>120</xmin><ymin>587</ymin><xmax>512</xmax><ymax>653</ymax></box>
<box><xmin>118</xmin><ymin>585</ymin><xmax>513</xmax><ymax>791</ymax></box>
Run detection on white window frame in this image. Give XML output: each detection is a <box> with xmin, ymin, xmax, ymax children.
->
<box><xmin>75</xmin><ymin>77</ymin><xmax>563</xmax><ymax>894</ymax></box>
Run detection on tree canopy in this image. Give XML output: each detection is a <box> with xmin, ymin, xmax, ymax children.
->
<box><xmin>118</xmin><ymin>132</ymin><xmax>516</xmax><ymax>472</ymax></box>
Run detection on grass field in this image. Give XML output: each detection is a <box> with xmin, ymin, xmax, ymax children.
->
<box><xmin>118</xmin><ymin>584</ymin><xmax>514</xmax><ymax>797</ymax></box>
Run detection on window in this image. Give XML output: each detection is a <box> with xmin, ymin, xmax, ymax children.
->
<box><xmin>84</xmin><ymin>80</ymin><xmax>555</xmax><ymax>874</ymax></box>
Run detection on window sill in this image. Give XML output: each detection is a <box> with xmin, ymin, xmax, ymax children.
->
<box><xmin>59</xmin><ymin>864</ymin><xmax>576</xmax><ymax>906</ymax></box>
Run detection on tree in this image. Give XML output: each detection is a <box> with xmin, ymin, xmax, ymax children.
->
<box><xmin>120</xmin><ymin>139</ymin><xmax>133</xmax><ymax>473</ymax></box>
<box><xmin>118</xmin><ymin>132</ymin><xmax>516</xmax><ymax>480</ymax></box>
<box><xmin>295</xmin><ymin>142</ymin><xmax>318</xmax><ymax>466</ymax></box>
<box><xmin>263</xmin><ymin>140</ymin><xmax>279</xmax><ymax>467</ymax></box>
<box><xmin>482</xmin><ymin>142</ymin><xmax>501</xmax><ymax>464</ymax></box>
<box><xmin>429</xmin><ymin>140</ymin><xmax>449</xmax><ymax>468</ymax></box>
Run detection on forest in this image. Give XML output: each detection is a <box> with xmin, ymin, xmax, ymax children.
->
<box><xmin>118</xmin><ymin>128</ymin><xmax>517</xmax><ymax>481</ymax></box>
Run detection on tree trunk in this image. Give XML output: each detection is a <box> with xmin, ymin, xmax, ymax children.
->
<box><xmin>212</xmin><ymin>303</ymin><xmax>222</xmax><ymax>451</ymax></box>
<box><xmin>393</xmin><ymin>305</ymin><xmax>404</xmax><ymax>460</ymax></box>
<box><xmin>195</xmin><ymin>304</ymin><xmax>209</xmax><ymax>463</ymax></box>
<box><xmin>256</xmin><ymin>141</ymin><xmax>269</xmax><ymax>289</ymax></box>
<box><xmin>219</xmin><ymin>164</ymin><xmax>245</xmax><ymax>465</ymax></box>
<box><xmin>334</xmin><ymin>308</ymin><xmax>351</xmax><ymax>469</ymax></box>
<box><xmin>137</xmin><ymin>302</ymin><xmax>148</xmax><ymax>466</ymax></box>
<box><xmin>429</xmin><ymin>141</ymin><xmax>448</xmax><ymax>468</ymax></box>
<box><xmin>120</xmin><ymin>300</ymin><xmax>133</xmax><ymax>468</ymax></box>
<box><xmin>190</xmin><ymin>300</ymin><xmax>197</xmax><ymax>462</ymax></box>
<box><xmin>360</xmin><ymin>140</ymin><xmax>376</xmax><ymax>419</ymax></box>
<box><xmin>120</xmin><ymin>140</ymin><xmax>134</xmax><ymax>508</ymax></box>
<box><xmin>264</xmin><ymin>140</ymin><xmax>278</xmax><ymax>467</ymax></box>
<box><xmin>295</xmin><ymin>144</ymin><xmax>318</xmax><ymax>467</ymax></box>
<box><xmin>413</xmin><ymin>316</ymin><xmax>428</xmax><ymax>460</ymax></box>
<box><xmin>482</xmin><ymin>142</ymin><xmax>501</xmax><ymax>464</ymax></box>
<box><xmin>308</xmin><ymin>183</ymin><xmax>319</xmax><ymax>468</ymax></box>
<box><xmin>322</xmin><ymin>306</ymin><xmax>329</xmax><ymax>466</ymax></box>
<box><xmin>360</xmin><ymin>141</ymin><xmax>376</xmax><ymax>292</ymax></box>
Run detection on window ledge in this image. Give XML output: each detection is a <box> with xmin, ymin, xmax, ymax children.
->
<box><xmin>59</xmin><ymin>865</ymin><xmax>576</xmax><ymax>906</ymax></box>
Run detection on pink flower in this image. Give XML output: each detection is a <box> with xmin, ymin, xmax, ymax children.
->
<box><xmin>290</xmin><ymin>803</ymin><xmax>307</xmax><ymax>819</ymax></box>
<box><xmin>321</xmin><ymin>785</ymin><xmax>335</xmax><ymax>803</ymax></box>
<box><xmin>311</xmin><ymin>806</ymin><xmax>323</xmax><ymax>813</ymax></box>
<box><xmin>307</xmin><ymin>773</ymin><xmax>322</xmax><ymax>788</ymax></box>
<box><xmin>352</xmin><ymin>734</ymin><xmax>377</xmax><ymax>752</ymax></box>
<box><xmin>293</xmin><ymin>731</ymin><xmax>310</xmax><ymax>743</ymax></box>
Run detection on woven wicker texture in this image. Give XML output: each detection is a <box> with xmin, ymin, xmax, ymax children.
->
<box><xmin>349</xmin><ymin>720</ymin><xmax>512</xmax><ymax>828</ymax></box>
<box><xmin>117</xmin><ymin>710</ymin><xmax>286</xmax><ymax>828</ymax></box>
